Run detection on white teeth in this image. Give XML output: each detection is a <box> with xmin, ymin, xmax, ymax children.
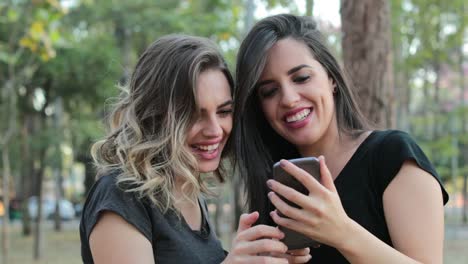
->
<box><xmin>197</xmin><ymin>143</ymin><xmax>219</xmax><ymax>151</ymax></box>
<box><xmin>286</xmin><ymin>109</ymin><xmax>311</xmax><ymax>123</ymax></box>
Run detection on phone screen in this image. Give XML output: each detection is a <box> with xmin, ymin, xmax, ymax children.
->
<box><xmin>272</xmin><ymin>157</ymin><xmax>321</xmax><ymax>249</ymax></box>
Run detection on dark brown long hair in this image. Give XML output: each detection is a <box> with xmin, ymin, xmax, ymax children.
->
<box><xmin>234</xmin><ymin>14</ymin><xmax>369</xmax><ymax>225</ymax></box>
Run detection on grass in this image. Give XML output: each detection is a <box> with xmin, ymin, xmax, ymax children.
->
<box><xmin>1</xmin><ymin>219</ymin><xmax>468</xmax><ymax>263</ymax></box>
<box><xmin>5</xmin><ymin>220</ymin><xmax>81</xmax><ymax>264</ymax></box>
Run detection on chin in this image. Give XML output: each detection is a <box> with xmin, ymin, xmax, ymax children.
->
<box><xmin>198</xmin><ymin>159</ymin><xmax>221</xmax><ymax>173</ymax></box>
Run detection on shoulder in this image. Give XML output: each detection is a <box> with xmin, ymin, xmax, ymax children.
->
<box><xmin>370</xmin><ymin>130</ymin><xmax>449</xmax><ymax>204</ymax></box>
<box><xmin>81</xmin><ymin>171</ymin><xmax>153</xmax><ymax>243</ymax></box>
<box><xmin>372</xmin><ymin>129</ymin><xmax>414</xmax><ymax>147</ymax></box>
<box><xmin>371</xmin><ymin>130</ymin><xmax>424</xmax><ymax>160</ymax></box>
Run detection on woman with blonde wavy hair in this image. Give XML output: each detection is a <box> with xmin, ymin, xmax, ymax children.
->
<box><xmin>79</xmin><ymin>34</ymin><xmax>311</xmax><ymax>264</ymax></box>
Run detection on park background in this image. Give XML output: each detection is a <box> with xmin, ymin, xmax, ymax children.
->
<box><xmin>0</xmin><ymin>0</ymin><xmax>467</xmax><ymax>263</ymax></box>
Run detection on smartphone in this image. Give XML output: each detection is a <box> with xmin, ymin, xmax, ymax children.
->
<box><xmin>272</xmin><ymin>157</ymin><xmax>321</xmax><ymax>249</ymax></box>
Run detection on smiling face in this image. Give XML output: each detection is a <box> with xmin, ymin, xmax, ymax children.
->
<box><xmin>257</xmin><ymin>38</ymin><xmax>337</xmax><ymax>152</ymax></box>
<box><xmin>186</xmin><ymin>69</ymin><xmax>233</xmax><ymax>173</ymax></box>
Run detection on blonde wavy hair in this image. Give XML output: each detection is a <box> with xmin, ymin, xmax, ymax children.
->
<box><xmin>91</xmin><ymin>35</ymin><xmax>234</xmax><ymax>213</ymax></box>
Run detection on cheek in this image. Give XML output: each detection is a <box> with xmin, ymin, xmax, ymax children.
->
<box><xmin>221</xmin><ymin>117</ymin><xmax>233</xmax><ymax>136</ymax></box>
<box><xmin>186</xmin><ymin>123</ymin><xmax>201</xmax><ymax>142</ymax></box>
<box><xmin>260</xmin><ymin>101</ymin><xmax>276</xmax><ymax>123</ymax></box>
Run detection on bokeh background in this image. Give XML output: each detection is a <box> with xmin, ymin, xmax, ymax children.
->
<box><xmin>0</xmin><ymin>0</ymin><xmax>467</xmax><ymax>263</ymax></box>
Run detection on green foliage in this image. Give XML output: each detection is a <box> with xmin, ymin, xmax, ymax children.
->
<box><xmin>392</xmin><ymin>0</ymin><xmax>467</xmax><ymax>185</ymax></box>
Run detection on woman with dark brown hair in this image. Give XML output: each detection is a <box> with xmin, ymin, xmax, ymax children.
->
<box><xmin>234</xmin><ymin>14</ymin><xmax>448</xmax><ymax>263</ymax></box>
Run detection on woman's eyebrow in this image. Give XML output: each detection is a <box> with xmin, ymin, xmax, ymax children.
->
<box><xmin>218</xmin><ymin>100</ymin><xmax>233</xmax><ymax>108</ymax></box>
<box><xmin>287</xmin><ymin>64</ymin><xmax>312</xmax><ymax>75</ymax></box>
<box><xmin>257</xmin><ymin>64</ymin><xmax>313</xmax><ymax>87</ymax></box>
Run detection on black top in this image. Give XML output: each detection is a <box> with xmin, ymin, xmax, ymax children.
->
<box><xmin>79</xmin><ymin>173</ymin><xmax>226</xmax><ymax>264</ymax></box>
<box><xmin>309</xmin><ymin>130</ymin><xmax>449</xmax><ymax>263</ymax></box>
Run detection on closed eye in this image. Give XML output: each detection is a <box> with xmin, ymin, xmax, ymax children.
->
<box><xmin>218</xmin><ymin>108</ymin><xmax>233</xmax><ymax>117</ymax></box>
<box><xmin>259</xmin><ymin>87</ymin><xmax>278</xmax><ymax>99</ymax></box>
<box><xmin>293</xmin><ymin>75</ymin><xmax>310</xmax><ymax>83</ymax></box>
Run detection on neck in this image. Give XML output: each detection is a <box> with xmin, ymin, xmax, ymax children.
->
<box><xmin>296</xmin><ymin>118</ymin><xmax>365</xmax><ymax>180</ymax></box>
<box><xmin>297</xmin><ymin>116</ymin><xmax>344</xmax><ymax>159</ymax></box>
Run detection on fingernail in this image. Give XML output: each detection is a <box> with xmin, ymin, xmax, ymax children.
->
<box><xmin>280</xmin><ymin>159</ymin><xmax>287</xmax><ymax>167</ymax></box>
<box><xmin>268</xmin><ymin>191</ymin><xmax>273</xmax><ymax>198</ymax></box>
<box><xmin>266</xmin><ymin>180</ymin><xmax>272</xmax><ymax>188</ymax></box>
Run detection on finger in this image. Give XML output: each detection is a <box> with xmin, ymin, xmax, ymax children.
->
<box><xmin>277</xmin><ymin>159</ymin><xmax>323</xmax><ymax>194</ymax></box>
<box><xmin>236</xmin><ymin>238</ymin><xmax>288</xmax><ymax>255</ymax></box>
<box><xmin>266</xmin><ymin>179</ymin><xmax>312</xmax><ymax>210</ymax></box>
<box><xmin>236</xmin><ymin>224</ymin><xmax>285</xmax><ymax>241</ymax></box>
<box><xmin>270</xmin><ymin>210</ymin><xmax>314</xmax><ymax>239</ymax></box>
<box><xmin>237</xmin><ymin>211</ymin><xmax>259</xmax><ymax>233</ymax></box>
<box><xmin>243</xmin><ymin>255</ymin><xmax>289</xmax><ymax>264</ymax></box>
<box><xmin>287</xmin><ymin>247</ymin><xmax>310</xmax><ymax>256</ymax></box>
<box><xmin>319</xmin><ymin>156</ymin><xmax>336</xmax><ymax>192</ymax></box>
<box><xmin>285</xmin><ymin>253</ymin><xmax>312</xmax><ymax>263</ymax></box>
<box><xmin>268</xmin><ymin>192</ymin><xmax>314</xmax><ymax>223</ymax></box>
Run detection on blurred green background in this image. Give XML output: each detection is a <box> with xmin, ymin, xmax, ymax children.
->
<box><xmin>0</xmin><ymin>0</ymin><xmax>467</xmax><ymax>263</ymax></box>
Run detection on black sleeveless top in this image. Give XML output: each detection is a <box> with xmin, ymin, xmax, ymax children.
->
<box><xmin>309</xmin><ymin>130</ymin><xmax>449</xmax><ymax>263</ymax></box>
<box><xmin>79</xmin><ymin>173</ymin><xmax>226</xmax><ymax>264</ymax></box>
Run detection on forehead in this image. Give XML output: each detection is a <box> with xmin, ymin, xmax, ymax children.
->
<box><xmin>262</xmin><ymin>38</ymin><xmax>319</xmax><ymax>75</ymax></box>
<box><xmin>195</xmin><ymin>69</ymin><xmax>232</xmax><ymax>107</ymax></box>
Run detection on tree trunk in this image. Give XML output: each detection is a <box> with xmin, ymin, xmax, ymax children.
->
<box><xmin>33</xmin><ymin>114</ymin><xmax>47</xmax><ymax>260</ymax></box>
<box><xmin>340</xmin><ymin>0</ymin><xmax>395</xmax><ymax>128</ymax></box>
<box><xmin>306</xmin><ymin>0</ymin><xmax>314</xmax><ymax>17</ymax></box>
<box><xmin>33</xmin><ymin>151</ymin><xmax>46</xmax><ymax>260</ymax></box>
<box><xmin>459</xmin><ymin>27</ymin><xmax>467</xmax><ymax>225</ymax></box>
<box><xmin>2</xmin><ymin>146</ymin><xmax>11</xmax><ymax>264</ymax></box>
<box><xmin>20</xmin><ymin>116</ymin><xmax>34</xmax><ymax>236</ymax></box>
<box><xmin>114</xmin><ymin>15</ymin><xmax>132</xmax><ymax>85</ymax></box>
<box><xmin>53</xmin><ymin>98</ymin><xmax>63</xmax><ymax>232</ymax></box>
<box><xmin>1</xmin><ymin>72</ymin><xmax>18</xmax><ymax>264</ymax></box>
<box><xmin>457</xmin><ymin>0</ymin><xmax>467</xmax><ymax>222</ymax></box>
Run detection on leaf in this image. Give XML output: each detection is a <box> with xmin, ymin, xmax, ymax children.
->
<box><xmin>31</xmin><ymin>21</ymin><xmax>45</xmax><ymax>36</ymax></box>
<box><xmin>7</xmin><ymin>9</ymin><xmax>19</xmax><ymax>22</ymax></box>
<box><xmin>0</xmin><ymin>51</ymin><xmax>12</xmax><ymax>64</ymax></box>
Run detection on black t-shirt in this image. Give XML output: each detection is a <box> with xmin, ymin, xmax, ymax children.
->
<box><xmin>79</xmin><ymin>173</ymin><xmax>226</xmax><ymax>264</ymax></box>
<box><xmin>309</xmin><ymin>130</ymin><xmax>449</xmax><ymax>263</ymax></box>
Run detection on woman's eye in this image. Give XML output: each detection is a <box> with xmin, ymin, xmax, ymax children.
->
<box><xmin>259</xmin><ymin>87</ymin><xmax>278</xmax><ymax>99</ymax></box>
<box><xmin>218</xmin><ymin>109</ymin><xmax>233</xmax><ymax>117</ymax></box>
<box><xmin>293</xmin><ymin>75</ymin><xmax>310</xmax><ymax>83</ymax></box>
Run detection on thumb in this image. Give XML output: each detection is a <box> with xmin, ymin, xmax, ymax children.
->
<box><xmin>237</xmin><ymin>211</ymin><xmax>259</xmax><ymax>233</ymax></box>
<box><xmin>319</xmin><ymin>156</ymin><xmax>337</xmax><ymax>192</ymax></box>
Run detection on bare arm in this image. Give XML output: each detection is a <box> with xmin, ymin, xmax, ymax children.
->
<box><xmin>267</xmin><ymin>158</ymin><xmax>444</xmax><ymax>264</ymax></box>
<box><xmin>89</xmin><ymin>211</ymin><xmax>155</xmax><ymax>264</ymax></box>
<box><xmin>337</xmin><ymin>160</ymin><xmax>444</xmax><ymax>263</ymax></box>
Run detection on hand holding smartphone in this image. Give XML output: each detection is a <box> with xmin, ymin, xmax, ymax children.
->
<box><xmin>272</xmin><ymin>157</ymin><xmax>321</xmax><ymax>249</ymax></box>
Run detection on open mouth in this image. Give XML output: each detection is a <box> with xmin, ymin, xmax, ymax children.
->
<box><xmin>192</xmin><ymin>143</ymin><xmax>219</xmax><ymax>154</ymax></box>
<box><xmin>190</xmin><ymin>142</ymin><xmax>222</xmax><ymax>160</ymax></box>
<box><xmin>285</xmin><ymin>108</ymin><xmax>312</xmax><ymax>123</ymax></box>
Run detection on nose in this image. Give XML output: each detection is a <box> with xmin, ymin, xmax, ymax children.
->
<box><xmin>202</xmin><ymin>115</ymin><xmax>223</xmax><ymax>137</ymax></box>
<box><xmin>280</xmin><ymin>84</ymin><xmax>300</xmax><ymax>108</ymax></box>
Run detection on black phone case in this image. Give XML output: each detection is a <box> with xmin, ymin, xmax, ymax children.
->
<box><xmin>273</xmin><ymin>157</ymin><xmax>321</xmax><ymax>249</ymax></box>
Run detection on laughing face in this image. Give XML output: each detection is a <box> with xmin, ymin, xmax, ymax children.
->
<box><xmin>257</xmin><ymin>38</ymin><xmax>337</xmax><ymax>151</ymax></box>
<box><xmin>187</xmin><ymin>69</ymin><xmax>233</xmax><ymax>173</ymax></box>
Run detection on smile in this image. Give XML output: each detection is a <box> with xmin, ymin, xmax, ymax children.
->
<box><xmin>191</xmin><ymin>142</ymin><xmax>222</xmax><ymax>160</ymax></box>
<box><xmin>285</xmin><ymin>108</ymin><xmax>311</xmax><ymax>123</ymax></box>
<box><xmin>194</xmin><ymin>143</ymin><xmax>220</xmax><ymax>153</ymax></box>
